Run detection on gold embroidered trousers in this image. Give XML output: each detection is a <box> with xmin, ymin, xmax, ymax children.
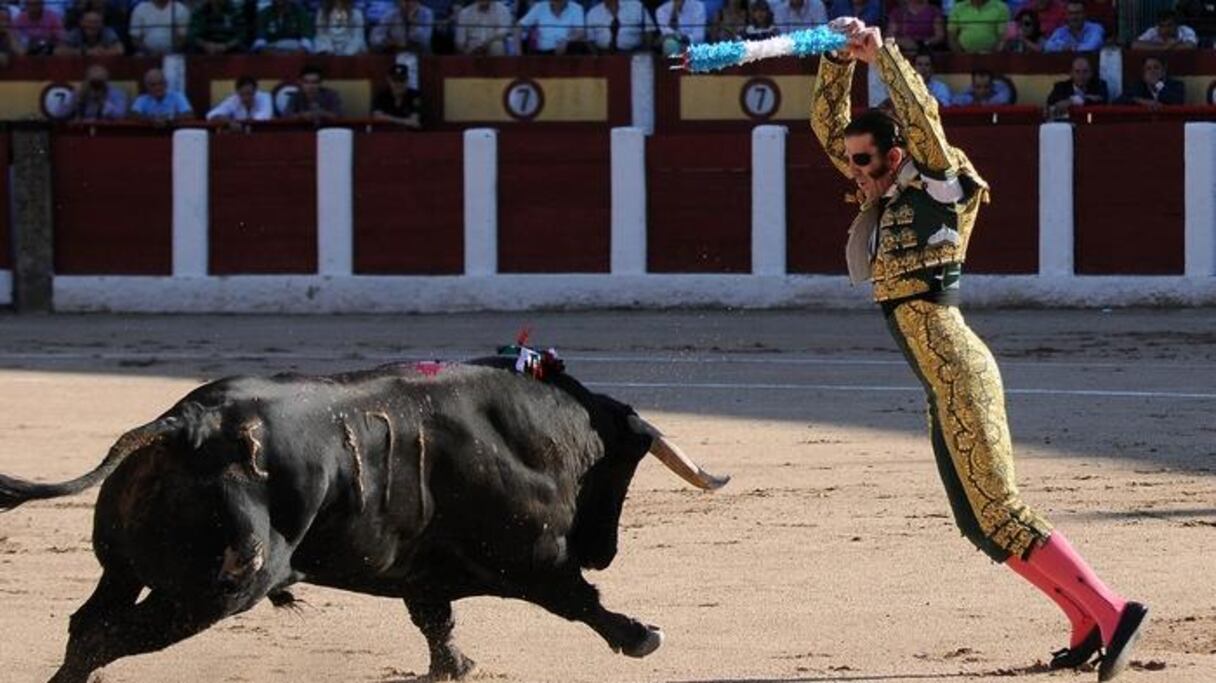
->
<box><xmin>884</xmin><ymin>299</ymin><xmax>1052</xmax><ymax>562</ymax></box>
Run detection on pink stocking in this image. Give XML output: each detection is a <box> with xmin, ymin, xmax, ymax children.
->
<box><xmin>1006</xmin><ymin>554</ymin><xmax>1097</xmax><ymax>648</ymax></box>
<box><xmin>1023</xmin><ymin>532</ymin><xmax>1127</xmax><ymax>644</ymax></box>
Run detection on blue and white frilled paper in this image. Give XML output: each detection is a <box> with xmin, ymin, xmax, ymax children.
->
<box><xmin>681</xmin><ymin>26</ymin><xmax>848</xmax><ymax>73</ymax></box>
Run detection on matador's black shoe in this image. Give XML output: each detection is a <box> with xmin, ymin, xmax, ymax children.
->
<box><xmin>1049</xmin><ymin>627</ymin><xmax>1101</xmax><ymax>669</ymax></box>
<box><xmin>1098</xmin><ymin>602</ymin><xmax>1149</xmax><ymax>682</ymax></box>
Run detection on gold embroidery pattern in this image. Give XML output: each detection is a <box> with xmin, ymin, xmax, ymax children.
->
<box><xmin>876</xmin><ymin>43</ymin><xmax>953</xmax><ymax>175</ymax></box>
<box><xmin>893</xmin><ymin>300</ymin><xmax>1052</xmax><ymax>559</ymax></box>
<box><xmin>873</xmin><ymin>274</ymin><xmax>930</xmax><ymax>301</ymax></box>
<box><xmin>810</xmin><ymin>56</ymin><xmax>855</xmax><ymax>178</ymax></box>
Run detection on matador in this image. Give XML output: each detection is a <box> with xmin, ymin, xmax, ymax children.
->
<box><xmin>809</xmin><ymin>20</ymin><xmax>1147</xmax><ymax>682</ymax></box>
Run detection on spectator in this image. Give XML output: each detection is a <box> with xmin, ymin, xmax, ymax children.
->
<box><xmin>772</xmin><ymin>0</ymin><xmax>827</xmax><ymax>34</ymax></box>
<box><xmin>314</xmin><ymin>0</ymin><xmax>366</xmax><ymax>53</ymax></box>
<box><xmin>455</xmin><ymin>0</ymin><xmax>512</xmax><ymax>54</ymax></box>
<box><xmin>912</xmin><ymin>48</ymin><xmax>952</xmax><ymax>105</ymax></box>
<box><xmin>951</xmin><ymin>69</ymin><xmax>1013</xmax><ymax>105</ymax></box>
<box><xmin>130</xmin><ymin>67</ymin><xmax>193</xmax><ymax>122</ymax></box>
<box><xmin>1116</xmin><ymin>55</ymin><xmax>1185</xmax><ymax>108</ymax></box>
<box><xmin>188</xmin><ymin>0</ymin><xmax>245</xmax><ymax>54</ymax></box>
<box><xmin>371</xmin><ymin>62</ymin><xmax>421</xmax><ymax>128</ymax></box>
<box><xmin>63</xmin><ymin>0</ymin><xmax>126</xmax><ymax>43</ymax></box>
<box><xmin>371</xmin><ymin>0</ymin><xmax>433</xmax><ymax>53</ymax></box>
<box><xmin>655</xmin><ymin>0</ymin><xmax>705</xmax><ymax>54</ymax></box>
<box><xmin>0</xmin><ymin>12</ymin><xmax>27</xmax><ymax>65</ymax></box>
<box><xmin>207</xmin><ymin>75</ymin><xmax>274</xmax><ymax>121</ymax></box>
<box><xmin>74</xmin><ymin>63</ymin><xmax>127</xmax><ymax>119</ymax></box>
<box><xmin>55</xmin><ymin>9</ymin><xmax>122</xmax><ymax>54</ymax></box>
<box><xmin>826</xmin><ymin>0</ymin><xmax>879</xmax><ymax>25</ymax></box>
<box><xmin>710</xmin><ymin>0</ymin><xmax>747</xmax><ymax>40</ymax></box>
<box><xmin>999</xmin><ymin>8</ymin><xmax>1043</xmax><ymax>51</ymax></box>
<box><xmin>1175</xmin><ymin>0</ymin><xmax>1216</xmax><ymax>47</ymax></box>
<box><xmin>1132</xmin><ymin>9</ymin><xmax>1198</xmax><ymax>49</ymax></box>
<box><xmin>253</xmin><ymin>0</ymin><xmax>313</xmax><ymax>52</ymax></box>
<box><xmin>585</xmin><ymin>0</ymin><xmax>653</xmax><ymax>52</ymax></box>
<box><xmin>1043</xmin><ymin>0</ymin><xmax>1103</xmax><ymax>51</ymax></box>
<box><xmin>887</xmin><ymin>0</ymin><xmax>944</xmax><ymax>52</ymax></box>
<box><xmin>128</xmin><ymin>0</ymin><xmax>189</xmax><ymax>54</ymax></box>
<box><xmin>283</xmin><ymin>64</ymin><xmax>342</xmax><ymax>121</ymax></box>
<box><xmin>1024</xmin><ymin>0</ymin><xmax>1066</xmax><ymax>33</ymax></box>
<box><xmin>422</xmin><ymin>0</ymin><xmax>457</xmax><ymax>53</ymax></box>
<box><xmin>1045</xmin><ymin>55</ymin><xmax>1107</xmax><ymax>118</ymax></box>
<box><xmin>742</xmin><ymin>0</ymin><xmax>777</xmax><ymax>37</ymax></box>
<box><xmin>518</xmin><ymin>0</ymin><xmax>585</xmax><ymax>54</ymax></box>
<box><xmin>14</xmin><ymin>0</ymin><xmax>65</xmax><ymax>54</ymax></box>
<box><xmin>947</xmin><ymin>0</ymin><xmax>1008</xmax><ymax>53</ymax></box>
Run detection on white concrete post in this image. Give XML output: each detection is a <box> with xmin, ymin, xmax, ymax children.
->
<box><xmin>611</xmin><ymin>127</ymin><xmax>647</xmax><ymax>275</ymax></box>
<box><xmin>752</xmin><ymin>125</ymin><xmax>787</xmax><ymax>276</ymax></box>
<box><xmin>630</xmin><ymin>54</ymin><xmax>656</xmax><ymax>136</ymax></box>
<box><xmin>1038</xmin><ymin>123</ymin><xmax>1074</xmax><ymax>277</ymax></box>
<box><xmin>463</xmin><ymin>128</ymin><xmax>498</xmax><ymax>276</ymax></box>
<box><xmin>1185</xmin><ymin>122</ymin><xmax>1216</xmax><ymax>278</ymax></box>
<box><xmin>161</xmin><ymin>53</ymin><xmax>186</xmax><ymax>94</ymax></box>
<box><xmin>317</xmin><ymin>128</ymin><xmax>354</xmax><ymax>276</ymax></box>
<box><xmin>172</xmin><ymin>129</ymin><xmax>209</xmax><ymax>277</ymax></box>
<box><xmin>1098</xmin><ymin>46</ymin><xmax>1123</xmax><ymax>101</ymax></box>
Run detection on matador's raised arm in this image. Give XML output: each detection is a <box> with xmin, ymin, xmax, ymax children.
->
<box><xmin>809</xmin><ymin>54</ymin><xmax>855</xmax><ymax>179</ymax></box>
<box><xmin>873</xmin><ymin>41</ymin><xmax>956</xmax><ymax>178</ymax></box>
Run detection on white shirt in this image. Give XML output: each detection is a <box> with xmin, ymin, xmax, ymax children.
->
<box><xmin>655</xmin><ymin>0</ymin><xmax>706</xmax><ymax>43</ymax></box>
<box><xmin>206</xmin><ymin>91</ymin><xmax>274</xmax><ymax>121</ymax></box>
<box><xmin>456</xmin><ymin>1</ymin><xmax>514</xmax><ymax>54</ymax></box>
<box><xmin>314</xmin><ymin>7</ymin><xmax>367</xmax><ymax>55</ymax></box>
<box><xmin>128</xmin><ymin>0</ymin><xmax>190</xmax><ymax>54</ymax></box>
<box><xmin>772</xmin><ymin>0</ymin><xmax>826</xmax><ymax>33</ymax></box>
<box><xmin>519</xmin><ymin>0</ymin><xmax>585</xmax><ymax>51</ymax></box>
<box><xmin>1136</xmin><ymin>24</ymin><xmax>1198</xmax><ymax>44</ymax></box>
<box><xmin>586</xmin><ymin>0</ymin><xmax>654</xmax><ymax>51</ymax></box>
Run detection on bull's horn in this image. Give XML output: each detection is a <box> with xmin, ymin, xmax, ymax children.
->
<box><xmin>628</xmin><ymin>416</ymin><xmax>730</xmax><ymax>491</ymax></box>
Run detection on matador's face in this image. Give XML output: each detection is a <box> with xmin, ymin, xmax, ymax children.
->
<box><xmin>844</xmin><ymin>133</ymin><xmax>902</xmax><ymax>203</ymax></box>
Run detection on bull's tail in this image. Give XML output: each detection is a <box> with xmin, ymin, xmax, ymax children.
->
<box><xmin>0</xmin><ymin>417</ymin><xmax>180</xmax><ymax>512</ymax></box>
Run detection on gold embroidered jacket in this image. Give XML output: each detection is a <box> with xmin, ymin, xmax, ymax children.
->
<box><xmin>810</xmin><ymin>42</ymin><xmax>991</xmax><ymax>302</ymax></box>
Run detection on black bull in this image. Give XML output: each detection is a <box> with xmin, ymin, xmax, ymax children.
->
<box><xmin>0</xmin><ymin>358</ymin><xmax>729</xmax><ymax>682</ymax></box>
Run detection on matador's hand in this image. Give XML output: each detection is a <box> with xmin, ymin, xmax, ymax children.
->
<box><xmin>828</xmin><ymin>17</ymin><xmax>866</xmax><ymax>38</ymax></box>
<box><xmin>846</xmin><ymin>26</ymin><xmax>883</xmax><ymax>64</ymax></box>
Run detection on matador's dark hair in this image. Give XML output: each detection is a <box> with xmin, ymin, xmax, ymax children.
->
<box><xmin>844</xmin><ymin>109</ymin><xmax>906</xmax><ymax>154</ymax></box>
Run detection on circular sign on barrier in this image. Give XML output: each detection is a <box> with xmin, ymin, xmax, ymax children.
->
<box><xmin>502</xmin><ymin>78</ymin><xmax>544</xmax><ymax>121</ymax></box>
<box><xmin>272</xmin><ymin>82</ymin><xmax>299</xmax><ymax>116</ymax></box>
<box><xmin>41</xmin><ymin>83</ymin><xmax>77</xmax><ymax>121</ymax></box>
<box><xmin>739</xmin><ymin>77</ymin><xmax>781</xmax><ymax>121</ymax></box>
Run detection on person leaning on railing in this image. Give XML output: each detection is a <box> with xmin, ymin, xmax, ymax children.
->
<box><xmin>55</xmin><ymin>8</ymin><xmax>124</xmax><ymax>55</ymax></box>
<box><xmin>1045</xmin><ymin>55</ymin><xmax>1107</xmax><ymax>119</ymax></box>
<box><xmin>947</xmin><ymin>0</ymin><xmax>1008</xmax><ymax>53</ymax></box>
<box><xmin>14</xmin><ymin>0</ymin><xmax>66</xmax><ymax>55</ymax></box>
<box><xmin>128</xmin><ymin>0</ymin><xmax>190</xmax><ymax>55</ymax></box>
<box><xmin>455</xmin><ymin>0</ymin><xmax>514</xmax><ymax>54</ymax></box>
<box><xmin>314</xmin><ymin>0</ymin><xmax>367</xmax><ymax>54</ymax></box>
<box><xmin>129</xmin><ymin>66</ymin><xmax>194</xmax><ymax>124</ymax></box>
<box><xmin>585</xmin><ymin>0</ymin><xmax>656</xmax><ymax>53</ymax></box>
<box><xmin>206</xmin><ymin>75</ymin><xmax>274</xmax><ymax>123</ymax></box>
<box><xmin>517</xmin><ymin>0</ymin><xmax>588</xmax><ymax>54</ymax></box>
<box><xmin>74</xmin><ymin>62</ymin><xmax>128</xmax><ymax>120</ymax></box>
<box><xmin>1131</xmin><ymin>9</ymin><xmax>1198</xmax><ymax>50</ymax></box>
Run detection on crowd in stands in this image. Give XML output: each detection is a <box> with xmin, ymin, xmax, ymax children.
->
<box><xmin>1</xmin><ymin>0</ymin><xmax>1213</xmax><ymax>122</ymax></box>
<box><xmin>2</xmin><ymin>0</ymin><xmax>1214</xmax><ymax>62</ymax></box>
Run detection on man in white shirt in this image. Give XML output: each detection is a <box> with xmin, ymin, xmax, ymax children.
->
<box><xmin>586</xmin><ymin>0</ymin><xmax>654</xmax><ymax>52</ymax></box>
<box><xmin>655</xmin><ymin>0</ymin><xmax>705</xmax><ymax>47</ymax></box>
<box><xmin>772</xmin><ymin>0</ymin><xmax>826</xmax><ymax>33</ymax></box>
<box><xmin>1132</xmin><ymin>9</ymin><xmax>1198</xmax><ymax>49</ymax></box>
<box><xmin>128</xmin><ymin>0</ymin><xmax>189</xmax><ymax>54</ymax></box>
<box><xmin>456</xmin><ymin>0</ymin><xmax>513</xmax><ymax>54</ymax></box>
<box><xmin>518</xmin><ymin>0</ymin><xmax>585</xmax><ymax>54</ymax></box>
<box><xmin>207</xmin><ymin>76</ymin><xmax>274</xmax><ymax>122</ymax></box>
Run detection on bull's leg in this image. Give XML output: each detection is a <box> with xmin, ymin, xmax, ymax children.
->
<box><xmin>49</xmin><ymin>567</ymin><xmax>144</xmax><ymax>683</ymax></box>
<box><xmin>49</xmin><ymin>590</ymin><xmax>235</xmax><ymax>683</ymax></box>
<box><xmin>403</xmin><ymin>598</ymin><xmax>475</xmax><ymax>681</ymax></box>
<box><xmin>528</xmin><ymin>572</ymin><xmax>661</xmax><ymax>658</ymax></box>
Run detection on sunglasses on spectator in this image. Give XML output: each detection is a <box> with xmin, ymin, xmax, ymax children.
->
<box><xmin>850</xmin><ymin>152</ymin><xmax>874</xmax><ymax>166</ymax></box>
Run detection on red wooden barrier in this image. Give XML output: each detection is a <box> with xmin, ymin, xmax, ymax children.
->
<box><xmin>1074</xmin><ymin>123</ymin><xmax>1184</xmax><ymax>274</ymax></box>
<box><xmin>353</xmin><ymin>132</ymin><xmax>464</xmax><ymax>274</ymax></box>
<box><xmin>0</xmin><ymin>131</ymin><xmax>9</xmax><ymax>270</ymax></box>
<box><xmin>497</xmin><ymin>131</ymin><xmax>611</xmax><ymax>273</ymax></box>
<box><xmin>647</xmin><ymin>133</ymin><xmax>751</xmax><ymax>273</ymax></box>
<box><xmin>787</xmin><ymin>132</ymin><xmax>852</xmax><ymax>274</ymax></box>
<box><xmin>946</xmin><ymin>124</ymin><xmax>1038</xmax><ymax>274</ymax></box>
<box><xmin>52</xmin><ymin>130</ymin><xmax>172</xmax><ymax>275</ymax></box>
<box><xmin>209</xmin><ymin>131</ymin><xmax>317</xmax><ymax>274</ymax></box>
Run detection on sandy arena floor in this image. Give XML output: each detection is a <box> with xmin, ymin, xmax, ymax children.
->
<box><xmin>0</xmin><ymin>309</ymin><xmax>1213</xmax><ymax>683</ymax></box>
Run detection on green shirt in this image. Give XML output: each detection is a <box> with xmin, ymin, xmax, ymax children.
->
<box><xmin>948</xmin><ymin>0</ymin><xmax>1009</xmax><ymax>53</ymax></box>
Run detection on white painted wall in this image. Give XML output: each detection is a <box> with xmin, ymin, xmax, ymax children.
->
<box><xmin>611</xmin><ymin>127</ymin><xmax>647</xmax><ymax>275</ymax></box>
<box><xmin>172</xmin><ymin>129</ymin><xmax>209</xmax><ymax>277</ymax></box>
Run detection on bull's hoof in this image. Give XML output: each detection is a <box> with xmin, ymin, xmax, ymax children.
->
<box><xmin>429</xmin><ymin>651</ymin><xmax>475</xmax><ymax>681</ymax></box>
<box><xmin>621</xmin><ymin>626</ymin><xmax>663</xmax><ymax>658</ymax></box>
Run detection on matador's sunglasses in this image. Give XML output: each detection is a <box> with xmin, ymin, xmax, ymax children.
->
<box><xmin>849</xmin><ymin>152</ymin><xmax>875</xmax><ymax>166</ymax></box>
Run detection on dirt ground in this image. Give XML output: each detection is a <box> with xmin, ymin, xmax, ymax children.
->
<box><xmin>0</xmin><ymin>309</ymin><xmax>1213</xmax><ymax>683</ymax></box>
